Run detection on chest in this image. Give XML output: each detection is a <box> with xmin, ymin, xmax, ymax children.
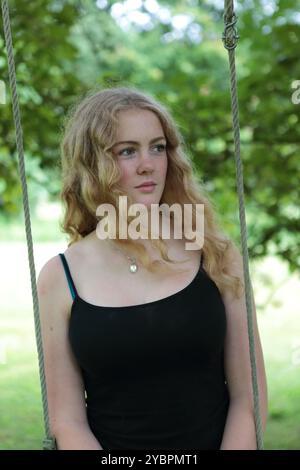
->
<box><xmin>70</xmin><ymin>264</ymin><xmax>228</xmax><ymax>379</ymax></box>
<box><xmin>76</xmin><ymin>245</ymin><xmax>202</xmax><ymax>308</ymax></box>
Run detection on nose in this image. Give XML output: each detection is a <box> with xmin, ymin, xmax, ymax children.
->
<box><xmin>136</xmin><ymin>150</ymin><xmax>155</xmax><ymax>174</ymax></box>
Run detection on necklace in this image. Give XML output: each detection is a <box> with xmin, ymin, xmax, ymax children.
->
<box><xmin>109</xmin><ymin>241</ymin><xmax>138</xmax><ymax>273</ymax></box>
<box><xmin>125</xmin><ymin>254</ymin><xmax>138</xmax><ymax>273</ymax></box>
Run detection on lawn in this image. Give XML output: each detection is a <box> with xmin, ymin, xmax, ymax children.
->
<box><xmin>1</xmin><ymin>236</ymin><xmax>299</xmax><ymax>450</ymax></box>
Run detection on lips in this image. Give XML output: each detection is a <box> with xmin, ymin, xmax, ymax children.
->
<box><xmin>135</xmin><ymin>182</ymin><xmax>156</xmax><ymax>188</ymax></box>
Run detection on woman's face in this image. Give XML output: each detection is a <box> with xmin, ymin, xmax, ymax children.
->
<box><xmin>111</xmin><ymin>108</ymin><xmax>168</xmax><ymax>211</ymax></box>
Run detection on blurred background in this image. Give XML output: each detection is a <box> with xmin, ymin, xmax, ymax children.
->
<box><xmin>0</xmin><ymin>0</ymin><xmax>299</xmax><ymax>450</ymax></box>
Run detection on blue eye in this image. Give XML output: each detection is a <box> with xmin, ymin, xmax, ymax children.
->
<box><xmin>118</xmin><ymin>144</ymin><xmax>166</xmax><ymax>157</ymax></box>
<box><xmin>155</xmin><ymin>144</ymin><xmax>166</xmax><ymax>152</ymax></box>
<box><xmin>118</xmin><ymin>147</ymin><xmax>135</xmax><ymax>157</ymax></box>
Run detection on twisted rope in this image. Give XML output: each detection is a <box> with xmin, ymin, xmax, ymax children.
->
<box><xmin>1</xmin><ymin>0</ymin><xmax>263</xmax><ymax>451</ymax></box>
<box><xmin>223</xmin><ymin>0</ymin><xmax>264</xmax><ymax>450</ymax></box>
<box><xmin>1</xmin><ymin>0</ymin><xmax>57</xmax><ymax>451</ymax></box>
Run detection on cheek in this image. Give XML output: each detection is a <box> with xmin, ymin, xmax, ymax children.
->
<box><xmin>118</xmin><ymin>163</ymin><xmax>132</xmax><ymax>186</ymax></box>
<box><xmin>160</xmin><ymin>156</ymin><xmax>168</xmax><ymax>178</ymax></box>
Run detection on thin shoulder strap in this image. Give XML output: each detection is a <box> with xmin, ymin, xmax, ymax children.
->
<box><xmin>58</xmin><ymin>253</ymin><xmax>78</xmax><ymax>301</ymax></box>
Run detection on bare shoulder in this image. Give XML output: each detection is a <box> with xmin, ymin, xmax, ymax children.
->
<box><xmin>37</xmin><ymin>250</ymin><xmax>91</xmax><ymax>436</ymax></box>
<box><xmin>37</xmin><ymin>231</ymin><xmax>105</xmax><ymax>301</ymax></box>
<box><xmin>61</xmin><ymin>232</ymin><xmax>115</xmax><ymax>289</ymax></box>
<box><xmin>37</xmin><ymin>254</ymin><xmax>66</xmax><ymax>287</ymax></box>
<box><xmin>37</xmin><ymin>253</ymin><xmax>72</xmax><ymax>318</ymax></box>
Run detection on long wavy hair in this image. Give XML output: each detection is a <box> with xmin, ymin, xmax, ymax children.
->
<box><xmin>59</xmin><ymin>85</ymin><xmax>244</xmax><ymax>299</ymax></box>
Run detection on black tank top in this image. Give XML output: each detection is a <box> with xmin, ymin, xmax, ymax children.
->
<box><xmin>59</xmin><ymin>251</ymin><xmax>230</xmax><ymax>450</ymax></box>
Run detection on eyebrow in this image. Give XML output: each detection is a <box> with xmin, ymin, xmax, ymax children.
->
<box><xmin>113</xmin><ymin>136</ymin><xmax>166</xmax><ymax>147</ymax></box>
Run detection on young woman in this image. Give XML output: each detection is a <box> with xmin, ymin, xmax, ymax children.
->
<box><xmin>37</xmin><ymin>86</ymin><xmax>268</xmax><ymax>450</ymax></box>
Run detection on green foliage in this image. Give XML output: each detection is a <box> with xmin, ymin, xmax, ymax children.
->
<box><xmin>0</xmin><ymin>0</ymin><xmax>299</xmax><ymax>271</ymax></box>
<box><xmin>0</xmin><ymin>0</ymin><xmax>83</xmax><ymax>213</ymax></box>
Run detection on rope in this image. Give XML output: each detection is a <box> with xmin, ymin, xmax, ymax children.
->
<box><xmin>222</xmin><ymin>0</ymin><xmax>264</xmax><ymax>450</ymax></box>
<box><xmin>1</xmin><ymin>0</ymin><xmax>57</xmax><ymax>451</ymax></box>
<box><xmin>1</xmin><ymin>0</ymin><xmax>263</xmax><ymax>451</ymax></box>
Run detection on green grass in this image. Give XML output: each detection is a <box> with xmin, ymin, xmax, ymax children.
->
<box><xmin>0</xmin><ymin>211</ymin><xmax>66</xmax><ymax>243</ymax></box>
<box><xmin>0</xmin><ymin>350</ymin><xmax>44</xmax><ymax>450</ymax></box>
<box><xmin>263</xmin><ymin>362</ymin><xmax>300</xmax><ymax>449</ymax></box>
<box><xmin>1</xmin><ymin>237</ymin><xmax>300</xmax><ymax>450</ymax></box>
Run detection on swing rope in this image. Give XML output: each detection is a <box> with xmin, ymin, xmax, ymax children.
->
<box><xmin>1</xmin><ymin>0</ymin><xmax>56</xmax><ymax>451</ymax></box>
<box><xmin>222</xmin><ymin>0</ymin><xmax>264</xmax><ymax>449</ymax></box>
<box><xmin>1</xmin><ymin>0</ymin><xmax>263</xmax><ymax>450</ymax></box>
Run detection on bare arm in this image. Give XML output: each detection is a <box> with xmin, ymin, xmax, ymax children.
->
<box><xmin>54</xmin><ymin>423</ymin><xmax>103</xmax><ymax>450</ymax></box>
<box><xmin>37</xmin><ymin>255</ymin><xmax>104</xmax><ymax>450</ymax></box>
<box><xmin>220</xmin><ymin>246</ymin><xmax>268</xmax><ymax>450</ymax></box>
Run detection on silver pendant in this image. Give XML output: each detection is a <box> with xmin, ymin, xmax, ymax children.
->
<box><xmin>126</xmin><ymin>255</ymin><xmax>138</xmax><ymax>273</ymax></box>
<box><xmin>129</xmin><ymin>262</ymin><xmax>138</xmax><ymax>273</ymax></box>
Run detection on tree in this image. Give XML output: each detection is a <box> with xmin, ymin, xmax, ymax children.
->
<box><xmin>1</xmin><ymin>0</ymin><xmax>299</xmax><ymax>272</ymax></box>
<box><xmin>0</xmin><ymin>0</ymin><xmax>83</xmax><ymax>212</ymax></box>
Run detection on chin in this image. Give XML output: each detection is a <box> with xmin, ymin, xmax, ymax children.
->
<box><xmin>138</xmin><ymin>198</ymin><xmax>161</xmax><ymax>208</ymax></box>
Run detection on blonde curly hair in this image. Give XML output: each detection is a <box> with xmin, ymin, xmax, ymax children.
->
<box><xmin>59</xmin><ymin>85</ymin><xmax>244</xmax><ymax>299</ymax></box>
